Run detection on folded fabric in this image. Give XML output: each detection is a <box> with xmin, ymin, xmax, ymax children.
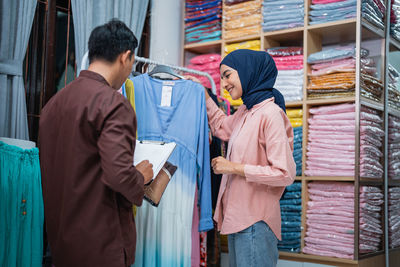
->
<box><xmin>185</xmin><ymin>0</ymin><xmax>222</xmax><ymax>44</ymax></box>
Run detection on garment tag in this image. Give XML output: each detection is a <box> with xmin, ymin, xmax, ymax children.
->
<box><xmin>163</xmin><ymin>81</ymin><xmax>175</xmax><ymax>86</ymax></box>
<box><xmin>161</xmin><ymin>86</ymin><xmax>173</xmax><ymax>107</ymax></box>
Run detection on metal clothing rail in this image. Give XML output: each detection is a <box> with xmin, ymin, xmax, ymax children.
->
<box><xmin>134</xmin><ymin>56</ymin><xmax>217</xmax><ymax>95</ymax></box>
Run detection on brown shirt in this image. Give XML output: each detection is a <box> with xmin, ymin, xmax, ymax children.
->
<box><xmin>39</xmin><ymin>70</ymin><xmax>144</xmax><ymax>267</ymax></box>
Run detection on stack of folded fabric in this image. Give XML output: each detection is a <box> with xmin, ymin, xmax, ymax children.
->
<box><xmin>279</xmin><ymin>182</ymin><xmax>302</xmax><ymax>252</ymax></box>
<box><xmin>268</xmin><ymin>47</ymin><xmax>304</xmax><ymax>101</ymax></box>
<box><xmin>309</xmin><ymin>0</ymin><xmax>357</xmax><ymax>25</ymax></box>
<box><xmin>223</xmin><ymin>0</ymin><xmax>262</xmax><ymax>40</ymax></box>
<box><xmin>388</xmin><ymin>64</ymin><xmax>400</xmax><ymax>110</ymax></box>
<box><xmin>389</xmin><ymin>115</ymin><xmax>400</xmax><ymax>180</ymax></box>
<box><xmin>287</xmin><ymin>109</ymin><xmax>303</xmax><ymax>176</ymax></box>
<box><xmin>185</xmin><ymin>0</ymin><xmax>222</xmax><ymax>44</ymax></box>
<box><xmin>186</xmin><ymin>53</ymin><xmax>221</xmax><ymax>94</ymax></box>
<box><xmin>224</xmin><ymin>40</ymin><xmax>260</xmax><ymax>55</ymax></box>
<box><xmin>361</xmin><ymin>73</ymin><xmax>384</xmax><ymax>103</ymax></box>
<box><xmin>262</xmin><ymin>0</ymin><xmax>304</xmax><ymax>32</ymax></box>
<box><xmin>307</xmin><ymin>46</ymin><xmax>356</xmax><ymax>99</ymax></box>
<box><xmin>391</xmin><ymin>0</ymin><xmax>400</xmax><ymax>41</ymax></box>
<box><xmin>303</xmin><ymin>182</ymin><xmax>383</xmax><ymax>259</ymax></box>
<box><xmin>305</xmin><ymin>103</ymin><xmax>384</xmax><ymax>178</ymax></box>
<box><xmin>389</xmin><ymin>187</ymin><xmax>400</xmax><ymax>248</ymax></box>
<box><xmin>362</xmin><ymin>0</ymin><xmax>385</xmax><ymax>29</ymax></box>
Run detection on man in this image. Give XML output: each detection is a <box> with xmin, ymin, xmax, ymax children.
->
<box><xmin>39</xmin><ymin>19</ymin><xmax>153</xmax><ymax>267</ymax></box>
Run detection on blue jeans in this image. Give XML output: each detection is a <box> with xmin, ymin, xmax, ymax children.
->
<box><xmin>228</xmin><ymin>221</ymin><xmax>278</xmax><ymax>267</ymax></box>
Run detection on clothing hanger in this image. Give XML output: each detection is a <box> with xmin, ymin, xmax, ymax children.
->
<box><xmin>148</xmin><ymin>65</ymin><xmax>184</xmax><ymax>80</ymax></box>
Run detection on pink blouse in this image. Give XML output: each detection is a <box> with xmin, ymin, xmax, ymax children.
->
<box><xmin>206</xmin><ymin>97</ymin><xmax>296</xmax><ymax>239</ymax></box>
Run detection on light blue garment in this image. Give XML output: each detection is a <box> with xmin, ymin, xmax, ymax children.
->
<box><xmin>132</xmin><ymin>74</ymin><xmax>213</xmax><ymax>267</ymax></box>
<box><xmin>228</xmin><ymin>221</ymin><xmax>278</xmax><ymax>267</ymax></box>
<box><xmin>263</xmin><ymin>13</ymin><xmax>304</xmax><ymax>23</ymax></box>
<box><xmin>263</xmin><ymin>0</ymin><xmax>303</xmax><ymax>6</ymax></box>
<box><xmin>121</xmin><ymin>83</ymin><xmax>127</xmax><ymax>98</ymax></box>
<box><xmin>0</xmin><ymin>141</ymin><xmax>44</xmax><ymax>267</ymax></box>
<box><xmin>263</xmin><ymin>23</ymin><xmax>304</xmax><ymax>32</ymax></box>
<box><xmin>307</xmin><ymin>46</ymin><xmax>355</xmax><ymax>64</ymax></box>
<box><xmin>310</xmin><ymin>0</ymin><xmax>356</xmax><ymax>10</ymax></box>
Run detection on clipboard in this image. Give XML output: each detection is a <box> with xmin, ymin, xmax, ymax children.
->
<box><xmin>133</xmin><ymin>140</ymin><xmax>176</xmax><ymax>180</ymax></box>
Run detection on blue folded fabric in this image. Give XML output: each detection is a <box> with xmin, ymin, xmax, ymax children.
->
<box><xmin>264</xmin><ymin>0</ymin><xmax>303</xmax><ymax>6</ymax></box>
<box><xmin>282</xmin><ymin>216</ymin><xmax>301</xmax><ymax>223</ymax></box>
<box><xmin>280</xmin><ymin>198</ymin><xmax>302</xmax><ymax>205</ymax></box>
<box><xmin>281</xmin><ymin>205</ymin><xmax>302</xmax><ymax>212</ymax></box>
<box><xmin>282</xmin><ymin>232</ymin><xmax>301</xmax><ymax>239</ymax></box>
<box><xmin>186</xmin><ymin>0</ymin><xmax>221</xmax><ymax>9</ymax></box>
<box><xmin>284</xmin><ymin>182</ymin><xmax>301</xmax><ymax>192</ymax></box>
<box><xmin>282</xmin><ymin>220</ymin><xmax>301</xmax><ymax>227</ymax></box>
<box><xmin>281</xmin><ymin>210</ymin><xmax>301</xmax><ymax>216</ymax></box>
<box><xmin>307</xmin><ymin>47</ymin><xmax>355</xmax><ymax>64</ymax></box>
<box><xmin>282</xmin><ymin>226</ymin><xmax>301</xmax><ymax>232</ymax></box>
<box><xmin>310</xmin><ymin>0</ymin><xmax>356</xmax><ymax>10</ymax></box>
<box><xmin>282</xmin><ymin>192</ymin><xmax>301</xmax><ymax>199</ymax></box>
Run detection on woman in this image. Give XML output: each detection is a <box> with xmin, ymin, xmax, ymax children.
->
<box><xmin>204</xmin><ymin>49</ymin><xmax>296</xmax><ymax>267</ymax></box>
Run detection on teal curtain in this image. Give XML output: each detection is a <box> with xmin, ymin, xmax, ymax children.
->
<box><xmin>0</xmin><ymin>141</ymin><xmax>43</xmax><ymax>267</ymax></box>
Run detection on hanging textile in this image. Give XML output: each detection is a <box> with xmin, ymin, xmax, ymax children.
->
<box><xmin>72</xmin><ymin>0</ymin><xmax>149</xmax><ymax>73</ymax></box>
<box><xmin>0</xmin><ymin>0</ymin><xmax>37</xmax><ymax>140</ymax></box>
<box><xmin>132</xmin><ymin>74</ymin><xmax>213</xmax><ymax>267</ymax></box>
<box><xmin>0</xmin><ymin>141</ymin><xmax>44</xmax><ymax>267</ymax></box>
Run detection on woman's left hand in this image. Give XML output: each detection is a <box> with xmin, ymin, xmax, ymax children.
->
<box><xmin>211</xmin><ymin>156</ymin><xmax>245</xmax><ymax>176</ymax></box>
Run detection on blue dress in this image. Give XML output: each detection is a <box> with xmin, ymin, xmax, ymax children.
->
<box><xmin>132</xmin><ymin>74</ymin><xmax>213</xmax><ymax>266</ymax></box>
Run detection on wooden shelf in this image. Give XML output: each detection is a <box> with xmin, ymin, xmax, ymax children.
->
<box><xmin>295</xmin><ymin>176</ymin><xmax>302</xmax><ymax>181</ymax></box>
<box><xmin>264</xmin><ymin>27</ymin><xmax>304</xmax><ymax>46</ymax></box>
<box><xmin>306</xmin><ymin>96</ymin><xmax>355</xmax><ymax>106</ymax></box>
<box><xmin>304</xmin><ymin>176</ymin><xmax>355</xmax><ymax>181</ymax></box>
<box><xmin>358</xmin><ymin>250</ymin><xmax>384</xmax><ymax>260</ymax></box>
<box><xmin>286</xmin><ymin>101</ymin><xmax>303</xmax><ymax>107</ymax></box>
<box><xmin>389</xmin><ymin>179</ymin><xmax>400</xmax><ymax>186</ymax></box>
<box><xmin>279</xmin><ymin>252</ymin><xmax>358</xmax><ymax>266</ymax></box>
<box><xmin>361</xmin><ymin>18</ymin><xmax>385</xmax><ymax>39</ymax></box>
<box><xmin>224</xmin><ymin>34</ymin><xmax>261</xmax><ymax>44</ymax></box>
<box><xmin>359</xmin><ymin>178</ymin><xmax>383</xmax><ymax>186</ymax></box>
<box><xmin>390</xmin><ymin>36</ymin><xmax>400</xmax><ymax>51</ymax></box>
<box><xmin>264</xmin><ymin>27</ymin><xmax>304</xmax><ymax>37</ymax></box>
<box><xmin>184</xmin><ymin>40</ymin><xmax>222</xmax><ymax>53</ymax></box>
<box><xmin>307</xmin><ymin>19</ymin><xmax>357</xmax><ymax>45</ymax></box>
<box><xmin>360</xmin><ymin>97</ymin><xmax>384</xmax><ymax>111</ymax></box>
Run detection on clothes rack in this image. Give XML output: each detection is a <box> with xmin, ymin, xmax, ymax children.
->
<box><xmin>80</xmin><ymin>52</ymin><xmax>230</xmax><ymax>113</ymax></box>
<box><xmin>134</xmin><ymin>56</ymin><xmax>217</xmax><ymax>95</ymax></box>
<box><xmin>135</xmin><ymin>56</ymin><xmax>231</xmax><ymax>114</ymax></box>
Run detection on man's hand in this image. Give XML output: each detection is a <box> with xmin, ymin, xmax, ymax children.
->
<box><xmin>136</xmin><ymin>160</ymin><xmax>153</xmax><ymax>184</ymax></box>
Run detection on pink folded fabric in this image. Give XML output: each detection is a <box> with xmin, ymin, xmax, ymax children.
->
<box><xmin>190</xmin><ymin>54</ymin><xmax>221</xmax><ymax>64</ymax></box>
<box><xmin>303</xmin><ymin>245</ymin><xmax>353</xmax><ymax>259</ymax></box>
<box><xmin>309</xmin><ymin>103</ymin><xmax>355</xmax><ymax>114</ymax></box>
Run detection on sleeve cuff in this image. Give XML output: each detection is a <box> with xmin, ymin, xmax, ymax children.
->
<box><xmin>199</xmin><ymin>217</ymin><xmax>214</xmax><ymax>232</ymax></box>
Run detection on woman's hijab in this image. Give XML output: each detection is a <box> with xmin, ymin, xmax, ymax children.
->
<box><xmin>220</xmin><ymin>49</ymin><xmax>286</xmax><ymax>112</ymax></box>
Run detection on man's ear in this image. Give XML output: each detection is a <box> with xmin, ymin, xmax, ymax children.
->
<box><xmin>120</xmin><ymin>50</ymin><xmax>132</xmax><ymax>65</ymax></box>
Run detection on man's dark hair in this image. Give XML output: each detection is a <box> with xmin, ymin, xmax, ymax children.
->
<box><xmin>88</xmin><ymin>19</ymin><xmax>138</xmax><ymax>64</ymax></box>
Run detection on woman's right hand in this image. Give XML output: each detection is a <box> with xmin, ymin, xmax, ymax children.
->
<box><xmin>184</xmin><ymin>75</ymin><xmax>210</xmax><ymax>100</ymax></box>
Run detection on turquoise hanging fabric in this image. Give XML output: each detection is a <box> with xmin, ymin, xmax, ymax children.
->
<box><xmin>0</xmin><ymin>141</ymin><xmax>44</xmax><ymax>267</ymax></box>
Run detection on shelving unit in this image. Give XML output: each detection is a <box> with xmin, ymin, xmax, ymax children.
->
<box><xmin>182</xmin><ymin>0</ymin><xmax>400</xmax><ymax>266</ymax></box>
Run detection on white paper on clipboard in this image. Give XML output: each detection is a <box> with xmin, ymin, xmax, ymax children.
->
<box><xmin>133</xmin><ymin>140</ymin><xmax>176</xmax><ymax>180</ymax></box>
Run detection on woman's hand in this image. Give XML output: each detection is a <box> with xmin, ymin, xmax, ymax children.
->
<box><xmin>211</xmin><ymin>156</ymin><xmax>245</xmax><ymax>176</ymax></box>
<box><xmin>184</xmin><ymin>75</ymin><xmax>210</xmax><ymax>100</ymax></box>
